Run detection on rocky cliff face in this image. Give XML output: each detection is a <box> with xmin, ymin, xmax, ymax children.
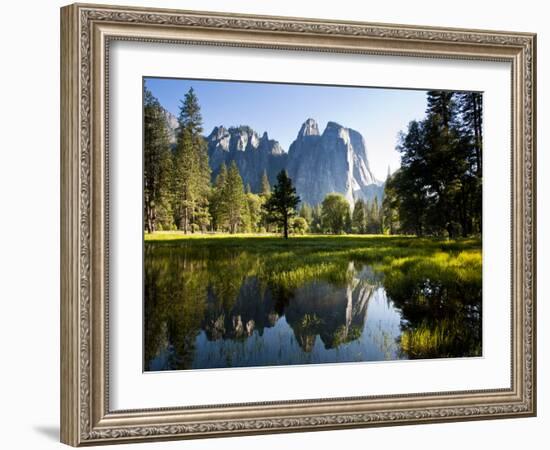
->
<box><xmin>206</xmin><ymin>125</ymin><xmax>287</xmax><ymax>192</ymax></box>
<box><xmin>201</xmin><ymin>119</ymin><xmax>383</xmax><ymax>204</ymax></box>
<box><xmin>162</xmin><ymin>109</ymin><xmax>178</xmax><ymax>145</ymax></box>
<box><xmin>287</xmin><ymin>119</ymin><xmax>382</xmax><ymax>205</ymax></box>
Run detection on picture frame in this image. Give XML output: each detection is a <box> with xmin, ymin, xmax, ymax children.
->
<box><xmin>60</xmin><ymin>2</ymin><xmax>536</xmax><ymax>446</ymax></box>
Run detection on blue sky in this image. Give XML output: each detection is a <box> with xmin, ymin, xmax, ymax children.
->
<box><xmin>144</xmin><ymin>77</ymin><xmax>428</xmax><ymax>181</ymax></box>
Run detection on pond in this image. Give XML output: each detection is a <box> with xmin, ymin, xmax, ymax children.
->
<box><xmin>144</xmin><ymin>236</ymin><xmax>482</xmax><ymax>371</ymax></box>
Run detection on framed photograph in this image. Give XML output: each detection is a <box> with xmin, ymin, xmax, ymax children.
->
<box><xmin>60</xmin><ymin>3</ymin><xmax>536</xmax><ymax>446</ymax></box>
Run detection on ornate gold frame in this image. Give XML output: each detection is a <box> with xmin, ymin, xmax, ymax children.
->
<box><xmin>60</xmin><ymin>3</ymin><xmax>536</xmax><ymax>446</ymax></box>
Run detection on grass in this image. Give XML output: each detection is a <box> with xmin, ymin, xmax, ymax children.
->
<box><xmin>400</xmin><ymin>320</ymin><xmax>456</xmax><ymax>358</ymax></box>
<box><xmin>145</xmin><ymin>232</ymin><xmax>481</xmax><ymax>290</ymax></box>
<box><xmin>400</xmin><ymin>318</ymin><xmax>482</xmax><ymax>359</ymax></box>
<box><xmin>145</xmin><ymin>231</ymin><xmax>479</xmax><ymax>253</ymax></box>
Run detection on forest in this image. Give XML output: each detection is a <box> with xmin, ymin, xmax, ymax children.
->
<box><xmin>144</xmin><ymin>86</ymin><xmax>482</xmax><ymax>239</ymax></box>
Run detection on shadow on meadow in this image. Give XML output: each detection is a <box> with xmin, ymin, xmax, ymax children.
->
<box><xmin>144</xmin><ymin>234</ymin><xmax>482</xmax><ymax>370</ymax></box>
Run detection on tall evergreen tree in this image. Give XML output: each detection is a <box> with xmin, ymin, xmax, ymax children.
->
<box><xmin>366</xmin><ymin>197</ymin><xmax>381</xmax><ymax>234</ymax></box>
<box><xmin>223</xmin><ymin>161</ymin><xmax>247</xmax><ymax>234</ymax></box>
<box><xmin>258</xmin><ymin>170</ymin><xmax>273</xmax><ymax>232</ymax></box>
<box><xmin>172</xmin><ymin>88</ymin><xmax>211</xmax><ymax>233</ymax></box>
<box><xmin>457</xmin><ymin>92</ymin><xmax>483</xmax><ymax>176</ymax></box>
<box><xmin>299</xmin><ymin>202</ymin><xmax>313</xmax><ymax>224</ymax></box>
<box><xmin>424</xmin><ymin>91</ymin><xmax>463</xmax><ymax>235</ymax></box>
<box><xmin>426</xmin><ymin>90</ymin><xmax>457</xmax><ymax>129</ymax></box>
<box><xmin>260</xmin><ymin>170</ymin><xmax>271</xmax><ymax>197</ymax></box>
<box><xmin>392</xmin><ymin>121</ymin><xmax>430</xmax><ymax>235</ymax></box>
<box><xmin>209</xmin><ymin>162</ymin><xmax>227</xmax><ymax>231</ymax></box>
<box><xmin>381</xmin><ymin>175</ymin><xmax>400</xmax><ymax>235</ymax></box>
<box><xmin>455</xmin><ymin>91</ymin><xmax>483</xmax><ymax>234</ymax></box>
<box><xmin>389</xmin><ymin>90</ymin><xmax>482</xmax><ymax>237</ymax></box>
<box><xmin>310</xmin><ymin>204</ymin><xmax>323</xmax><ymax>234</ymax></box>
<box><xmin>263</xmin><ymin>170</ymin><xmax>300</xmax><ymax>239</ymax></box>
<box><xmin>351</xmin><ymin>199</ymin><xmax>367</xmax><ymax>234</ymax></box>
<box><xmin>344</xmin><ymin>210</ymin><xmax>353</xmax><ymax>234</ymax></box>
<box><xmin>143</xmin><ymin>86</ymin><xmax>172</xmax><ymax>233</ymax></box>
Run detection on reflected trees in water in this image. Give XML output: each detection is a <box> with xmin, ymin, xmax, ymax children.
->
<box><xmin>144</xmin><ymin>235</ymin><xmax>482</xmax><ymax>371</ymax></box>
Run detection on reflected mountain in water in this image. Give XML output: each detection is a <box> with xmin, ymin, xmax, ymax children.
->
<box><xmin>285</xmin><ymin>263</ymin><xmax>374</xmax><ymax>352</ymax></box>
<box><xmin>201</xmin><ymin>263</ymin><xmax>374</xmax><ymax>352</ymax></box>
<box><xmin>144</xmin><ymin>238</ymin><xmax>482</xmax><ymax>371</ymax></box>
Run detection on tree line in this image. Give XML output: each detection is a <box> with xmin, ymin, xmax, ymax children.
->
<box><xmin>383</xmin><ymin>90</ymin><xmax>482</xmax><ymax>237</ymax></box>
<box><xmin>145</xmin><ymin>86</ymin><xmax>482</xmax><ymax>238</ymax></box>
<box><xmin>297</xmin><ymin>195</ymin><xmax>384</xmax><ymax>235</ymax></box>
<box><xmin>144</xmin><ymin>85</ymin><xmax>384</xmax><ymax>238</ymax></box>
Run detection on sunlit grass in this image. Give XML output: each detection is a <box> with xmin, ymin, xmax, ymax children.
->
<box><xmin>400</xmin><ymin>321</ymin><xmax>456</xmax><ymax>358</ymax></box>
<box><xmin>145</xmin><ymin>232</ymin><xmax>481</xmax><ymax>294</ymax></box>
<box><xmin>400</xmin><ymin>318</ymin><xmax>482</xmax><ymax>359</ymax></box>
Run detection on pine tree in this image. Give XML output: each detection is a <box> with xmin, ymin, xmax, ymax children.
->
<box><xmin>260</xmin><ymin>170</ymin><xmax>271</xmax><ymax>197</ymax></box>
<box><xmin>351</xmin><ymin>199</ymin><xmax>367</xmax><ymax>234</ymax></box>
<box><xmin>390</xmin><ymin>90</ymin><xmax>482</xmax><ymax>237</ymax></box>
<box><xmin>363</xmin><ymin>198</ymin><xmax>382</xmax><ymax>234</ymax></box>
<box><xmin>263</xmin><ymin>170</ymin><xmax>300</xmax><ymax>239</ymax></box>
<box><xmin>143</xmin><ymin>86</ymin><xmax>172</xmax><ymax>233</ymax></box>
<box><xmin>299</xmin><ymin>202</ymin><xmax>313</xmax><ymax>224</ymax></box>
<box><xmin>310</xmin><ymin>204</ymin><xmax>323</xmax><ymax>234</ymax></box>
<box><xmin>426</xmin><ymin>90</ymin><xmax>457</xmax><ymax>129</ymax></box>
<box><xmin>372</xmin><ymin>197</ymin><xmax>380</xmax><ymax>233</ymax></box>
<box><xmin>344</xmin><ymin>209</ymin><xmax>352</xmax><ymax>234</ymax></box>
<box><xmin>426</xmin><ymin>91</ymin><xmax>465</xmax><ymax>235</ymax></box>
<box><xmin>209</xmin><ymin>162</ymin><xmax>227</xmax><ymax>231</ymax></box>
<box><xmin>223</xmin><ymin>161</ymin><xmax>247</xmax><ymax>234</ymax></box>
<box><xmin>392</xmin><ymin>122</ymin><xmax>430</xmax><ymax>235</ymax></box>
<box><xmin>172</xmin><ymin>88</ymin><xmax>211</xmax><ymax>233</ymax></box>
<box><xmin>382</xmin><ymin>175</ymin><xmax>400</xmax><ymax>235</ymax></box>
<box><xmin>456</xmin><ymin>91</ymin><xmax>483</xmax><ymax>234</ymax></box>
<box><xmin>259</xmin><ymin>170</ymin><xmax>273</xmax><ymax>232</ymax></box>
<box><xmin>457</xmin><ymin>92</ymin><xmax>483</xmax><ymax>176</ymax></box>
<box><xmin>195</xmin><ymin>135</ymin><xmax>212</xmax><ymax>232</ymax></box>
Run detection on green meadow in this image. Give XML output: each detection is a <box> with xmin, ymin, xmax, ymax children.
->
<box><xmin>144</xmin><ymin>232</ymin><xmax>480</xmax><ymax>289</ymax></box>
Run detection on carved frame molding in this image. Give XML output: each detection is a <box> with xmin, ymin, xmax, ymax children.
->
<box><xmin>60</xmin><ymin>3</ymin><xmax>536</xmax><ymax>446</ymax></box>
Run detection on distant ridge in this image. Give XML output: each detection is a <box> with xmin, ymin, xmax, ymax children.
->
<box><xmin>165</xmin><ymin>117</ymin><xmax>384</xmax><ymax>204</ymax></box>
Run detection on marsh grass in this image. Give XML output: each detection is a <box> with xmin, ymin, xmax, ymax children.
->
<box><xmin>144</xmin><ymin>233</ymin><xmax>482</xmax><ymax>366</ymax></box>
<box><xmin>145</xmin><ymin>233</ymin><xmax>480</xmax><ymax>291</ymax></box>
<box><xmin>400</xmin><ymin>318</ymin><xmax>482</xmax><ymax>359</ymax></box>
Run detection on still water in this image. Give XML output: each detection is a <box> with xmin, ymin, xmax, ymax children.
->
<box><xmin>144</xmin><ymin>240</ymin><xmax>482</xmax><ymax>371</ymax></box>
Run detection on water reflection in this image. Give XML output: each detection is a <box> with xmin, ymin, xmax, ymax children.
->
<box><xmin>144</xmin><ymin>241</ymin><xmax>481</xmax><ymax>371</ymax></box>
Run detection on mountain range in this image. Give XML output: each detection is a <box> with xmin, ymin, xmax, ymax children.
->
<box><xmin>164</xmin><ymin>112</ymin><xmax>384</xmax><ymax>205</ymax></box>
